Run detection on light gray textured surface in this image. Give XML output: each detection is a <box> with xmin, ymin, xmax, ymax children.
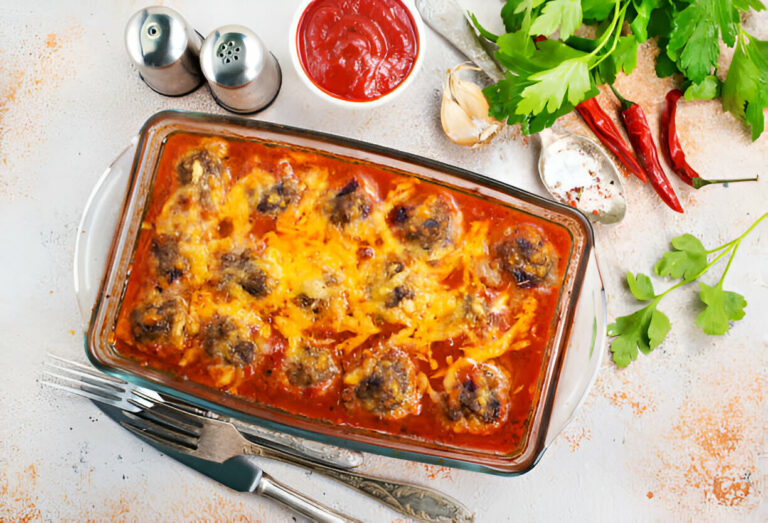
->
<box><xmin>1</xmin><ymin>1</ymin><xmax>767</xmax><ymax>521</ymax></box>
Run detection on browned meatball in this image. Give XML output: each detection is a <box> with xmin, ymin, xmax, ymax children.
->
<box><xmin>176</xmin><ymin>149</ymin><xmax>221</xmax><ymax>185</ymax></box>
<box><xmin>385</xmin><ymin>285</ymin><xmax>414</xmax><ymax>308</ymax></box>
<box><xmin>151</xmin><ymin>235</ymin><xmax>187</xmax><ymax>284</ymax></box>
<box><xmin>283</xmin><ymin>344</ymin><xmax>339</xmax><ymax>391</ymax></box>
<box><xmin>495</xmin><ymin>226</ymin><xmax>558</xmax><ymax>288</ymax></box>
<box><xmin>293</xmin><ymin>293</ymin><xmax>327</xmax><ymax>314</ymax></box>
<box><xmin>256</xmin><ymin>178</ymin><xmax>300</xmax><ymax>216</ymax></box>
<box><xmin>218</xmin><ymin>251</ymin><xmax>270</xmax><ymax>298</ymax></box>
<box><xmin>345</xmin><ymin>350</ymin><xmax>420</xmax><ymax>420</ymax></box>
<box><xmin>390</xmin><ymin>194</ymin><xmax>458</xmax><ymax>251</ymax></box>
<box><xmin>324</xmin><ymin>179</ymin><xmax>372</xmax><ymax>226</ymax></box>
<box><xmin>442</xmin><ymin>361</ymin><xmax>510</xmax><ymax>434</ymax></box>
<box><xmin>201</xmin><ymin>316</ymin><xmax>257</xmax><ymax>367</ymax></box>
<box><xmin>130</xmin><ymin>294</ymin><xmax>187</xmax><ymax>347</ymax></box>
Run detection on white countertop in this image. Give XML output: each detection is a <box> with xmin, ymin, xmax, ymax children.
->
<box><xmin>1</xmin><ymin>1</ymin><xmax>767</xmax><ymax>521</ymax></box>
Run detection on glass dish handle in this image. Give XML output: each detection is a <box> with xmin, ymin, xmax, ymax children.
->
<box><xmin>74</xmin><ymin>137</ymin><xmax>139</xmax><ymax>325</ymax></box>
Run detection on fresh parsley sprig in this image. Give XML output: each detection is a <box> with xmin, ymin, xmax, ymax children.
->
<box><xmin>608</xmin><ymin>213</ymin><xmax>767</xmax><ymax>367</ymax></box>
<box><xmin>475</xmin><ymin>0</ymin><xmax>768</xmax><ymax>138</ymax></box>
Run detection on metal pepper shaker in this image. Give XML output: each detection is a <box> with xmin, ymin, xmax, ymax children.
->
<box><xmin>200</xmin><ymin>25</ymin><xmax>282</xmax><ymax>114</ymax></box>
<box><xmin>125</xmin><ymin>6</ymin><xmax>204</xmax><ymax>96</ymax></box>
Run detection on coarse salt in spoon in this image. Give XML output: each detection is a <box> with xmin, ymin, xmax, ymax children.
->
<box><xmin>538</xmin><ymin>128</ymin><xmax>627</xmax><ymax>224</ymax></box>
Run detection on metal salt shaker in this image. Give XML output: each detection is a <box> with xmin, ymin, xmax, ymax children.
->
<box><xmin>125</xmin><ymin>6</ymin><xmax>204</xmax><ymax>96</ymax></box>
<box><xmin>200</xmin><ymin>25</ymin><xmax>282</xmax><ymax>114</ymax></box>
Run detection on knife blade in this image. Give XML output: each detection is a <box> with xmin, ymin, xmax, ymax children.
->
<box><xmin>95</xmin><ymin>403</ymin><xmax>360</xmax><ymax>523</ymax></box>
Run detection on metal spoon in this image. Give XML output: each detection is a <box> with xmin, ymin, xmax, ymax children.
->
<box><xmin>416</xmin><ymin>0</ymin><xmax>628</xmax><ymax>223</ymax></box>
<box><xmin>538</xmin><ymin>127</ymin><xmax>627</xmax><ymax>224</ymax></box>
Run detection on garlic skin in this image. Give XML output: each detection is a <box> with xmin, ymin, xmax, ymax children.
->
<box><xmin>441</xmin><ymin>63</ymin><xmax>501</xmax><ymax>147</ymax></box>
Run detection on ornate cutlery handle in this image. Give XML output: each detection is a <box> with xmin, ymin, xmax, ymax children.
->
<box><xmin>250</xmin><ymin>442</ymin><xmax>473</xmax><ymax>522</ymax></box>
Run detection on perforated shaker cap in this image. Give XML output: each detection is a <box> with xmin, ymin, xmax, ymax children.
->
<box><xmin>125</xmin><ymin>6</ymin><xmax>203</xmax><ymax>96</ymax></box>
<box><xmin>200</xmin><ymin>25</ymin><xmax>282</xmax><ymax>114</ymax></box>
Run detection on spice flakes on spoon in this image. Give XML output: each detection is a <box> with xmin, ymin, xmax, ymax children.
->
<box><xmin>441</xmin><ymin>63</ymin><xmax>501</xmax><ymax>147</ymax></box>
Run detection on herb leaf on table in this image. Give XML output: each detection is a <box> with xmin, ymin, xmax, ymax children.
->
<box><xmin>607</xmin><ymin>213</ymin><xmax>766</xmax><ymax>367</ymax></box>
<box><xmin>654</xmin><ymin>233</ymin><xmax>707</xmax><ymax>280</ymax></box>
<box><xmin>696</xmin><ymin>282</ymin><xmax>747</xmax><ymax>335</ymax></box>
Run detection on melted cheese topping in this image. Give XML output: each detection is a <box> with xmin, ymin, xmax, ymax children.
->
<box><xmin>116</xmin><ymin>134</ymin><xmax>565</xmax><ymax>443</ymax></box>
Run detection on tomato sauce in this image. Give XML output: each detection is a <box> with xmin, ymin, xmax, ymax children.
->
<box><xmin>296</xmin><ymin>0</ymin><xmax>419</xmax><ymax>101</ymax></box>
<box><xmin>113</xmin><ymin>132</ymin><xmax>573</xmax><ymax>456</ymax></box>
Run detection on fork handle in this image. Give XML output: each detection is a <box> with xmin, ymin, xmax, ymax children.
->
<box><xmin>251</xmin><ymin>443</ymin><xmax>473</xmax><ymax>522</ymax></box>
<box><xmin>256</xmin><ymin>472</ymin><xmax>361</xmax><ymax>523</ymax></box>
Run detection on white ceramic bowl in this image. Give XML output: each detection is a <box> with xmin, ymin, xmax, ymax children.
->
<box><xmin>288</xmin><ymin>0</ymin><xmax>425</xmax><ymax>109</ymax></box>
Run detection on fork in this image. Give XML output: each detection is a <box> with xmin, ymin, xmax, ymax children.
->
<box><xmin>42</xmin><ymin>354</ymin><xmax>362</xmax><ymax>470</ymax></box>
<box><xmin>42</xmin><ymin>355</ymin><xmax>474</xmax><ymax>522</ymax></box>
<box><xmin>121</xmin><ymin>394</ymin><xmax>474</xmax><ymax>522</ymax></box>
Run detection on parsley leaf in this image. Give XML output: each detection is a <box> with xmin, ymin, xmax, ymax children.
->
<box><xmin>628</xmin><ymin>0</ymin><xmax>661</xmax><ymax>43</ymax></box>
<box><xmin>596</xmin><ymin>34</ymin><xmax>639</xmax><ymax>84</ymax></box>
<box><xmin>529</xmin><ymin>0</ymin><xmax>583</xmax><ymax>40</ymax></box>
<box><xmin>517</xmin><ymin>58</ymin><xmax>592</xmax><ymax>113</ymax></box>
<box><xmin>626</xmin><ymin>271</ymin><xmax>655</xmax><ymax>300</ymax></box>
<box><xmin>654</xmin><ymin>233</ymin><xmax>708</xmax><ymax>280</ymax></box>
<box><xmin>608</xmin><ymin>303</ymin><xmax>670</xmax><ymax>367</ymax></box>
<box><xmin>667</xmin><ymin>0</ymin><xmax>723</xmax><ymax>83</ymax></box>
<box><xmin>684</xmin><ymin>75</ymin><xmax>722</xmax><ymax>100</ymax></box>
<box><xmin>581</xmin><ymin>0</ymin><xmax>615</xmax><ymax>21</ymax></box>
<box><xmin>696</xmin><ymin>282</ymin><xmax>747</xmax><ymax>334</ymax></box>
<box><xmin>722</xmin><ymin>32</ymin><xmax>768</xmax><ymax>141</ymax></box>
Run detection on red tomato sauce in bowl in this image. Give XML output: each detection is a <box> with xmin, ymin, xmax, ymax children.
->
<box><xmin>296</xmin><ymin>0</ymin><xmax>419</xmax><ymax>102</ymax></box>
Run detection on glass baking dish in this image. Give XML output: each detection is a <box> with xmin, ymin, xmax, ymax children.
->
<box><xmin>81</xmin><ymin>110</ymin><xmax>605</xmax><ymax>475</ymax></box>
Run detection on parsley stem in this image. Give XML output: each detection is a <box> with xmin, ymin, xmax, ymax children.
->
<box><xmin>705</xmin><ymin>213</ymin><xmax>768</xmax><ymax>254</ymax></box>
<box><xmin>589</xmin><ymin>2</ymin><xmax>629</xmax><ymax>69</ymax></box>
<box><xmin>718</xmin><ymin>241</ymin><xmax>740</xmax><ymax>287</ymax></box>
<box><xmin>586</xmin><ymin>0</ymin><xmax>622</xmax><ymax>61</ymax></box>
<box><xmin>655</xmin><ymin>245</ymin><xmax>734</xmax><ymax>299</ymax></box>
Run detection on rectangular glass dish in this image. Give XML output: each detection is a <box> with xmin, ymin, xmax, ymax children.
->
<box><xmin>86</xmin><ymin>110</ymin><xmax>595</xmax><ymax>474</ymax></box>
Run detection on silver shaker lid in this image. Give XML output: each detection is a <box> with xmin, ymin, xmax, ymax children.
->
<box><xmin>125</xmin><ymin>6</ymin><xmax>204</xmax><ymax>96</ymax></box>
<box><xmin>200</xmin><ymin>25</ymin><xmax>282</xmax><ymax>114</ymax></box>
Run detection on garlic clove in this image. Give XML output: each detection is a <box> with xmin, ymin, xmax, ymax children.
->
<box><xmin>449</xmin><ymin>73</ymin><xmax>490</xmax><ymax>119</ymax></box>
<box><xmin>442</xmin><ymin>95</ymin><xmax>484</xmax><ymax>146</ymax></box>
<box><xmin>440</xmin><ymin>63</ymin><xmax>501</xmax><ymax>147</ymax></box>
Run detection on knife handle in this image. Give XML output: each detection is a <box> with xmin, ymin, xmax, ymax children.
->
<box><xmin>256</xmin><ymin>471</ymin><xmax>361</xmax><ymax>523</ymax></box>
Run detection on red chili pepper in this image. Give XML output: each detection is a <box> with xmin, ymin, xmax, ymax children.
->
<box><xmin>661</xmin><ymin>89</ymin><xmax>697</xmax><ymax>186</ymax></box>
<box><xmin>576</xmin><ymin>97</ymin><xmax>648</xmax><ymax>183</ymax></box>
<box><xmin>662</xmin><ymin>89</ymin><xmax>758</xmax><ymax>189</ymax></box>
<box><xmin>610</xmin><ymin>86</ymin><xmax>684</xmax><ymax>213</ymax></box>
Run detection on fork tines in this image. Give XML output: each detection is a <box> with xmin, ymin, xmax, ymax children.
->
<box><xmin>41</xmin><ymin>354</ymin><xmax>151</xmax><ymax>413</ymax></box>
<box><xmin>121</xmin><ymin>393</ymin><xmax>204</xmax><ymax>455</ymax></box>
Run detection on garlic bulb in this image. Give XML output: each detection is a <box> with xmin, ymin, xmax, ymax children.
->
<box><xmin>441</xmin><ymin>63</ymin><xmax>501</xmax><ymax>147</ymax></box>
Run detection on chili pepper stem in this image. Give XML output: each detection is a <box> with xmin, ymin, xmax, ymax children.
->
<box><xmin>692</xmin><ymin>175</ymin><xmax>759</xmax><ymax>189</ymax></box>
<box><xmin>610</xmin><ymin>85</ymin><xmax>635</xmax><ymax>110</ymax></box>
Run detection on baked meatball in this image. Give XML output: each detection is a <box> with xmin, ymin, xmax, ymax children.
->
<box><xmin>151</xmin><ymin>235</ymin><xmax>187</xmax><ymax>284</ymax></box>
<box><xmin>495</xmin><ymin>226</ymin><xmax>558</xmax><ymax>288</ymax></box>
<box><xmin>324</xmin><ymin>179</ymin><xmax>372</xmax><ymax>226</ymax></box>
<box><xmin>390</xmin><ymin>194</ymin><xmax>458</xmax><ymax>252</ymax></box>
<box><xmin>176</xmin><ymin>149</ymin><xmax>222</xmax><ymax>185</ymax></box>
<box><xmin>256</xmin><ymin>178</ymin><xmax>300</xmax><ymax>216</ymax></box>
<box><xmin>201</xmin><ymin>316</ymin><xmax>257</xmax><ymax>367</ymax></box>
<box><xmin>283</xmin><ymin>344</ymin><xmax>339</xmax><ymax>391</ymax></box>
<box><xmin>130</xmin><ymin>293</ymin><xmax>187</xmax><ymax>348</ymax></box>
<box><xmin>345</xmin><ymin>350</ymin><xmax>420</xmax><ymax>420</ymax></box>
<box><xmin>218</xmin><ymin>250</ymin><xmax>271</xmax><ymax>298</ymax></box>
<box><xmin>442</xmin><ymin>361</ymin><xmax>510</xmax><ymax>434</ymax></box>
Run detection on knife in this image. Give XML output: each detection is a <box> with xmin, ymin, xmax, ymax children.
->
<box><xmin>96</xmin><ymin>403</ymin><xmax>360</xmax><ymax>523</ymax></box>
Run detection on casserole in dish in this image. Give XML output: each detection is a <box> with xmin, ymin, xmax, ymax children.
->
<box><xmin>84</xmin><ymin>111</ymin><xmax>603</xmax><ymax>474</ymax></box>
